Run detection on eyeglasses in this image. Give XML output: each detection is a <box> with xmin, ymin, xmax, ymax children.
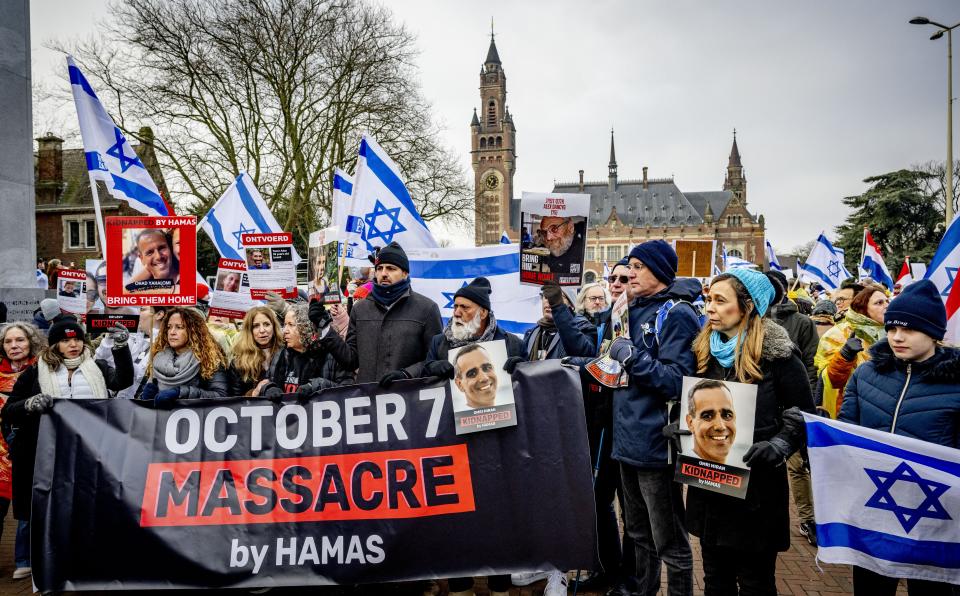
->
<box><xmin>628</xmin><ymin>262</ymin><xmax>645</xmax><ymax>272</ymax></box>
<box><xmin>542</xmin><ymin>218</ymin><xmax>571</xmax><ymax>235</ymax></box>
<box><xmin>586</xmin><ymin>295</ymin><xmax>606</xmax><ymax>302</ymax></box>
<box><xmin>608</xmin><ymin>275</ymin><xmax>629</xmax><ymax>284</ymax></box>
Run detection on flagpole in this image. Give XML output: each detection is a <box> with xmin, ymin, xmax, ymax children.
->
<box><xmin>87</xmin><ymin>173</ymin><xmax>108</xmax><ymax>256</ymax></box>
<box><xmin>860</xmin><ymin>227</ymin><xmax>868</xmax><ymax>277</ymax></box>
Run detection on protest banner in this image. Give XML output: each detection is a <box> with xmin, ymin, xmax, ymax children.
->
<box><xmin>86</xmin><ymin>313</ymin><xmax>140</xmax><ymax>338</ymax></box>
<box><xmin>242</xmin><ymin>232</ymin><xmax>297</xmax><ymax>299</ymax></box>
<box><xmin>308</xmin><ymin>229</ymin><xmax>344</xmax><ymax>304</ymax></box>
<box><xmin>209</xmin><ymin>258</ymin><xmax>256</xmax><ymax>319</ymax></box>
<box><xmin>55</xmin><ymin>269</ymin><xmax>87</xmax><ymax>316</ymax></box>
<box><xmin>32</xmin><ymin>362</ymin><xmax>596</xmax><ymax>591</ymax></box>
<box><xmin>104</xmin><ymin>216</ymin><xmax>197</xmax><ymax>307</ymax></box>
<box><xmin>675</xmin><ymin>376</ymin><xmax>757</xmax><ymax>498</ymax></box>
<box><xmin>519</xmin><ymin>192</ymin><xmax>590</xmax><ymax>286</ymax></box>
<box><xmin>448</xmin><ymin>340</ymin><xmax>517</xmax><ymax>435</ymax></box>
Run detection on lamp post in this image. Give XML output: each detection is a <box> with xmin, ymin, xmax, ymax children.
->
<box><xmin>911</xmin><ymin>16</ymin><xmax>960</xmax><ymax>225</ymax></box>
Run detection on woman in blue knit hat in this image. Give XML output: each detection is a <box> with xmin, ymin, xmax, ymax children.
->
<box><xmin>839</xmin><ymin>279</ymin><xmax>959</xmax><ymax>596</ymax></box>
<box><xmin>685</xmin><ymin>269</ymin><xmax>815</xmax><ymax>595</ymax></box>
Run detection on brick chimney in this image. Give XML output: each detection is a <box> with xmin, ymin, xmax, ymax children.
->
<box><xmin>578</xmin><ymin>169</ymin><xmax>584</xmax><ymax>192</ymax></box>
<box><xmin>35</xmin><ymin>132</ymin><xmax>64</xmax><ymax>205</ymax></box>
<box><xmin>642</xmin><ymin>166</ymin><xmax>648</xmax><ymax>190</ymax></box>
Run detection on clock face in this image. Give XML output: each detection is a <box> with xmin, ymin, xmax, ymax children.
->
<box><xmin>485</xmin><ymin>174</ymin><xmax>499</xmax><ymax>190</ymax></box>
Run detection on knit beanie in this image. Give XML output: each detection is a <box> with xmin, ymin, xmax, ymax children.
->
<box><xmin>40</xmin><ymin>298</ymin><xmax>61</xmax><ymax>322</ymax></box>
<box><xmin>764</xmin><ymin>270</ymin><xmax>787</xmax><ymax>306</ymax></box>
<box><xmin>628</xmin><ymin>240</ymin><xmax>677</xmax><ymax>285</ymax></box>
<box><xmin>48</xmin><ymin>318</ymin><xmax>86</xmax><ymax>345</ymax></box>
<box><xmin>371</xmin><ymin>242</ymin><xmax>409</xmax><ymax>272</ymax></box>
<box><xmin>883</xmin><ymin>279</ymin><xmax>946</xmax><ymax>341</ymax></box>
<box><xmin>725</xmin><ymin>268</ymin><xmax>776</xmax><ymax>317</ymax></box>
<box><xmin>811</xmin><ymin>299</ymin><xmax>838</xmax><ymax>317</ymax></box>
<box><xmin>454</xmin><ymin>277</ymin><xmax>492</xmax><ymax>311</ymax></box>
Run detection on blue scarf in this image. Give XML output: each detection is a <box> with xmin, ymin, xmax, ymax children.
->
<box><xmin>371</xmin><ymin>277</ymin><xmax>411</xmax><ymax>307</ymax></box>
<box><xmin>710</xmin><ymin>331</ymin><xmax>738</xmax><ymax>369</ymax></box>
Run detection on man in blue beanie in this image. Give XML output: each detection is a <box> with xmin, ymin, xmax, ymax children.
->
<box><xmin>603</xmin><ymin>239</ymin><xmax>701</xmax><ymax>596</ymax></box>
<box><xmin>840</xmin><ymin>279</ymin><xmax>960</xmax><ymax>595</ymax></box>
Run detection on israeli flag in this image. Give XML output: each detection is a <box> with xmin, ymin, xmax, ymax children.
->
<box><xmin>332</xmin><ymin>169</ymin><xmax>368</xmax><ymax>267</ymax></box>
<box><xmin>406</xmin><ymin>245</ymin><xmax>541</xmax><ymax>335</ymax></box>
<box><xmin>500</xmin><ymin>231</ymin><xmax>511</xmax><ymax>245</ymax></box>
<box><xmin>925</xmin><ymin>215</ymin><xmax>960</xmax><ymax>344</ymax></box>
<box><xmin>805</xmin><ymin>414</ymin><xmax>960</xmax><ymax>584</ymax></box>
<box><xmin>766</xmin><ymin>241</ymin><xmax>783</xmax><ymax>271</ymax></box>
<box><xmin>348</xmin><ymin>135</ymin><xmax>438</xmax><ymax>253</ymax></box>
<box><xmin>67</xmin><ymin>56</ymin><xmax>171</xmax><ymax>216</ymax></box>
<box><xmin>799</xmin><ymin>233</ymin><xmax>851</xmax><ymax>290</ymax></box>
<box><xmin>602</xmin><ymin>261</ymin><xmax>611</xmax><ymax>279</ymax></box>
<box><xmin>198</xmin><ymin>172</ymin><xmax>297</xmax><ymax>261</ymax></box>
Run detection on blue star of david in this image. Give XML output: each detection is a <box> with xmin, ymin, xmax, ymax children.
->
<box><xmin>442</xmin><ymin>282</ymin><xmax>470</xmax><ymax>309</ymax></box>
<box><xmin>104</xmin><ymin>127</ymin><xmax>144</xmax><ymax>173</ymax></box>
<box><xmin>864</xmin><ymin>461</ymin><xmax>952</xmax><ymax>533</ymax></box>
<box><xmin>942</xmin><ymin>267</ymin><xmax>958</xmax><ymax>297</ymax></box>
<box><xmin>232</xmin><ymin>222</ymin><xmax>256</xmax><ymax>250</ymax></box>
<box><xmin>363</xmin><ymin>200</ymin><xmax>406</xmax><ymax>251</ymax></box>
<box><xmin>827</xmin><ymin>260</ymin><xmax>842</xmax><ymax>279</ymax></box>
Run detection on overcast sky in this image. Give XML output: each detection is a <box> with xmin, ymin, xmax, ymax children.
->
<box><xmin>31</xmin><ymin>0</ymin><xmax>957</xmax><ymax>251</ymax></box>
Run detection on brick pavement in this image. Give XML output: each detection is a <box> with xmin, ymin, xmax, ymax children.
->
<box><xmin>0</xmin><ymin>490</ymin><xmax>908</xmax><ymax>595</ymax></box>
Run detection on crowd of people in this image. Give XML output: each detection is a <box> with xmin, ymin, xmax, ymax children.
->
<box><xmin>2</xmin><ymin>239</ymin><xmax>958</xmax><ymax>596</ymax></box>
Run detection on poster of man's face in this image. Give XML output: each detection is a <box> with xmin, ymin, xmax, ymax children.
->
<box><xmin>120</xmin><ymin>228</ymin><xmax>180</xmax><ymax>294</ymax></box>
<box><xmin>105</xmin><ymin>216</ymin><xmax>197</xmax><ymax>306</ymax></box>
<box><xmin>246</xmin><ymin>248</ymin><xmax>271</xmax><ymax>270</ymax></box>
<box><xmin>448</xmin><ymin>340</ymin><xmax>515</xmax><ymax>413</ymax></box>
<box><xmin>679</xmin><ymin>377</ymin><xmax>756</xmax><ymax>468</ymax></box>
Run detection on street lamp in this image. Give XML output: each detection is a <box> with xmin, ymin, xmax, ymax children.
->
<box><xmin>911</xmin><ymin>16</ymin><xmax>960</xmax><ymax>225</ymax></box>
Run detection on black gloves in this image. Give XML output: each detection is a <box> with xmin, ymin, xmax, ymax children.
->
<box><xmin>24</xmin><ymin>393</ymin><xmax>54</xmax><ymax>414</ymax></box>
<box><xmin>503</xmin><ymin>356</ymin><xmax>525</xmax><ymax>375</ymax></box>
<box><xmin>308</xmin><ymin>300</ymin><xmax>332</xmax><ymax>330</ymax></box>
<box><xmin>541</xmin><ymin>281</ymin><xmax>565</xmax><ymax>309</ymax></box>
<box><xmin>662</xmin><ymin>421</ymin><xmax>692</xmax><ymax>454</ymax></box>
<box><xmin>379</xmin><ymin>369</ymin><xmax>410</xmax><ymax>387</ymax></box>
<box><xmin>839</xmin><ymin>336</ymin><xmax>864</xmax><ymax>361</ymax></box>
<box><xmin>743</xmin><ymin>440</ymin><xmax>789</xmax><ymax>468</ymax></box>
<box><xmin>423</xmin><ymin>360</ymin><xmax>455</xmax><ymax>380</ymax></box>
<box><xmin>261</xmin><ymin>383</ymin><xmax>285</xmax><ymax>403</ymax></box>
<box><xmin>296</xmin><ymin>377</ymin><xmax>336</xmax><ymax>401</ymax></box>
<box><xmin>108</xmin><ymin>323</ymin><xmax>130</xmax><ymax>347</ymax></box>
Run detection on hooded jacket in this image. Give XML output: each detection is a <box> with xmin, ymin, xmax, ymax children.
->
<box><xmin>685</xmin><ymin>319</ymin><xmax>815</xmax><ymax>553</ymax></box>
<box><xmin>770</xmin><ymin>299</ymin><xmax>819</xmax><ymax>388</ymax></box>
<box><xmin>612</xmin><ymin>278</ymin><xmax>702</xmax><ymax>468</ymax></box>
<box><xmin>839</xmin><ymin>340</ymin><xmax>960</xmax><ymax>448</ymax></box>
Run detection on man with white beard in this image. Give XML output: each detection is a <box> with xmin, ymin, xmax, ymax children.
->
<box><xmin>538</xmin><ymin>215</ymin><xmax>586</xmax><ymax>275</ymax></box>
<box><xmin>413</xmin><ymin>277</ymin><xmax>524</xmax><ymax>381</ymax></box>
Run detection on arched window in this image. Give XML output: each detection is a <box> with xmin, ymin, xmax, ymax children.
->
<box><xmin>728</xmin><ymin>249</ymin><xmax>743</xmax><ymax>258</ymax></box>
<box><xmin>480</xmin><ymin>137</ymin><xmax>487</xmax><ymax>149</ymax></box>
<box><xmin>488</xmin><ymin>136</ymin><xmax>495</xmax><ymax>146</ymax></box>
<box><xmin>495</xmin><ymin>136</ymin><xmax>502</xmax><ymax>147</ymax></box>
<box><xmin>487</xmin><ymin>100</ymin><xmax>497</xmax><ymax>126</ymax></box>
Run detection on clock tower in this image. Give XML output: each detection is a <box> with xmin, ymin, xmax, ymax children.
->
<box><xmin>471</xmin><ymin>27</ymin><xmax>516</xmax><ymax>245</ymax></box>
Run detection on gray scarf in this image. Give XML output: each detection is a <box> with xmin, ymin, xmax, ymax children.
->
<box><xmin>442</xmin><ymin>312</ymin><xmax>499</xmax><ymax>349</ymax></box>
<box><xmin>151</xmin><ymin>347</ymin><xmax>201</xmax><ymax>391</ymax></box>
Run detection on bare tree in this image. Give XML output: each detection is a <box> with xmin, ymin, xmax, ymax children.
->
<box><xmin>53</xmin><ymin>0</ymin><xmax>471</xmax><ymax>247</ymax></box>
<box><xmin>914</xmin><ymin>159</ymin><xmax>960</xmax><ymax>222</ymax></box>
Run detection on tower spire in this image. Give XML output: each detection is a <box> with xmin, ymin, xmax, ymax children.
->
<box><xmin>485</xmin><ymin>19</ymin><xmax>501</xmax><ymax>65</ymax></box>
<box><xmin>608</xmin><ymin>128</ymin><xmax>618</xmax><ymax>191</ymax></box>
<box><xmin>728</xmin><ymin>128</ymin><xmax>742</xmax><ymax>167</ymax></box>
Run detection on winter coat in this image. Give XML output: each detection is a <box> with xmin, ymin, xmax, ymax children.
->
<box><xmin>264</xmin><ymin>346</ymin><xmax>353</xmax><ymax>393</ymax></box>
<box><xmin>814</xmin><ymin>309</ymin><xmax>884</xmax><ymax>418</ymax></box>
<box><xmin>321</xmin><ymin>289</ymin><xmax>442</xmax><ymax>384</ymax></box>
<box><xmin>230</xmin><ymin>350</ymin><xmax>282</xmax><ymax>397</ymax></box>
<box><xmin>522</xmin><ymin>311</ymin><xmax>595</xmax><ymax>361</ymax></box>
<box><xmin>839</xmin><ymin>340</ymin><xmax>960</xmax><ymax>448</ymax></box>
<box><xmin>685</xmin><ymin>319</ymin><xmax>815</xmax><ymax>553</ymax></box>
<box><xmin>139</xmin><ymin>366</ymin><xmax>232</xmax><ymax>400</ymax></box>
<box><xmin>2</xmin><ymin>346</ymin><xmax>133</xmax><ymax>520</ymax></box>
<box><xmin>770</xmin><ymin>299</ymin><xmax>819</xmax><ymax>388</ymax></box>
<box><xmin>612</xmin><ymin>279</ymin><xmax>702</xmax><ymax>468</ymax></box>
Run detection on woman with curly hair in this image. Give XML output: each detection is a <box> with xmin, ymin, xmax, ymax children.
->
<box><xmin>230</xmin><ymin>306</ymin><xmax>283</xmax><ymax>396</ymax></box>
<box><xmin>253</xmin><ymin>302</ymin><xmax>351</xmax><ymax>400</ymax></box>
<box><xmin>1</xmin><ymin>318</ymin><xmax>131</xmax><ymax>579</ymax></box>
<box><xmin>140</xmin><ymin>307</ymin><xmax>230</xmax><ymax>404</ymax></box>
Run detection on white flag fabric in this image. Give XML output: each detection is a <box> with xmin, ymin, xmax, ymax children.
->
<box><xmin>799</xmin><ymin>233</ymin><xmax>851</xmax><ymax>290</ymax></box>
<box><xmin>925</xmin><ymin>216</ymin><xmax>960</xmax><ymax>345</ymax></box>
<box><xmin>407</xmin><ymin>244</ymin><xmax>540</xmax><ymax>335</ymax></box>
<box><xmin>67</xmin><ymin>56</ymin><xmax>171</xmax><ymax>216</ymax></box>
<box><xmin>766</xmin><ymin>241</ymin><xmax>783</xmax><ymax>271</ymax></box>
<box><xmin>861</xmin><ymin>230</ymin><xmax>894</xmax><ymax>289</ymax></box>
<box><xmin>198</xmin><ymin>172</ymin><xmax>298</xmax><ymax>262</ymax></box>
<box><xmin>805</xmin><ymin>414</ymin><xmax>960</xmax><ymax>584</ymax></box>
<box><xmin>331</xmin><ymin>169</ymin><xmax>368</xmax><ymax>268</ymax></box>
<box><xmin>347</xmin><ymin>135</ymin><xmax>438</xmax><ymax>254</ymax></box>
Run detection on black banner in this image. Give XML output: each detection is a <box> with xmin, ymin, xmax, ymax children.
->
<box><xmin>33</xmin><ymin>361</ymin><xmax>597</xmax><ymax>591</ymax></box>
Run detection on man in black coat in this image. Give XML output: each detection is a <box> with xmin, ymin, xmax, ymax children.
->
<box><xmin>317</xmin><ymin>242</ymin><xmax>441</xmax><ymax>385</ymax></box>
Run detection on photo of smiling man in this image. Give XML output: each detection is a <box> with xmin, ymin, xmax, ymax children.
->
<box><xmin>448</xmin><ymin>339</ymin><xmax>517</xmax><ymax>434</ymax></box>
<box><xmin>676</xmin><ymin>376</ymin><xmax>757</xmax><ymax>499</ymax></box>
